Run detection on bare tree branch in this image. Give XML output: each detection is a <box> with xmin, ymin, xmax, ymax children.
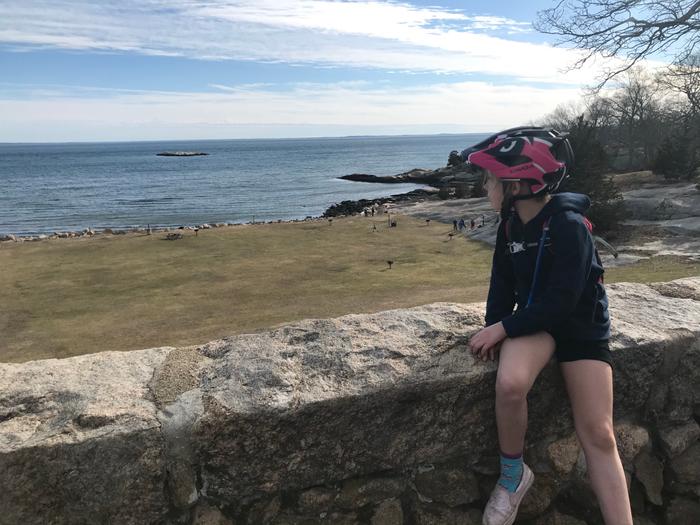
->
<box><xmin>657</xmin><ymin>53</ymin><xmax>700</xmax><ymax>113</ymax></box>
<box><xmin>535</xmin><ymin>0</ymin><xmax>700</xmax><ymax>87</ymax></box>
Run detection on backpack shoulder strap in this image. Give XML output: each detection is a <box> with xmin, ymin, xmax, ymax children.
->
<box><xmin>553</xmin><ymin>212</ymin><xmax>605</xmax><ymax>283</ymax></box>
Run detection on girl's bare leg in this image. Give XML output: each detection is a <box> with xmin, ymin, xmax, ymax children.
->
<box><xmin>496</xmin><ymin>332</ymin><xmax>556</xmax><ymax>454</ymax></box>
<box><xmin>560</xmin><ymin>360</ymin><xmax>633</xmax><ymax>525</ymax></box>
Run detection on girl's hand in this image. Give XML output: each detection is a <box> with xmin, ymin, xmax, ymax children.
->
<box><xmin>468</xmin><ymin>322</ymin><xmax>507</xmax><ymax>361</ymax></box>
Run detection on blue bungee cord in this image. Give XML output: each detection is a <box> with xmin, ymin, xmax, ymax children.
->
<box><xmin>526</xmin><ymin>217</ymin><xmax>551</xmax><ymax>307</ymax></box>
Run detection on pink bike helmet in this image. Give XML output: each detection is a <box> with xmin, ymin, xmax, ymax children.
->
<box><xmin>462</xmin><ymin>127</ymin><xmax>574</xmax><ymax>195</ymax></box>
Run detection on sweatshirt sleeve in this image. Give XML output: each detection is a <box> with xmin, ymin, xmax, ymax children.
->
<box><xmin>500</xmin><ymin>213</ymin><xmax>593</xmax><ymax>338</ymax></box>
<box><xmin>485</xmin><ymin>221</ymin><xmax>516</xmax><ymax>326</ymax></box>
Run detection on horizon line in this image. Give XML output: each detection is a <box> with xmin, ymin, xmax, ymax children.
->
<box><xmin>0</xmin><ymin>131</ymin><xmax>494</xmax><ymax>146</ymax></box>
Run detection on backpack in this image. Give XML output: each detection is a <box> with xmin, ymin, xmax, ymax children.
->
<box><xmin>503</xmin><ymin>213</ymin><xmax>605</xmax><ymax>304</ymax></box>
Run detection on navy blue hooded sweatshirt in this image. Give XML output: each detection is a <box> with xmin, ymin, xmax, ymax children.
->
<box><xmin>485</xmin><ymin>192</ymin><xmax>610</xmax><ymax>341</ymax></box>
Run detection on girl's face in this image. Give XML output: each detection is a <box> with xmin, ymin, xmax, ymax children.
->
<box><xmin>483</xmin><ymin>172</ymin><xmax>504</xmax><ymax>211</ymax></box>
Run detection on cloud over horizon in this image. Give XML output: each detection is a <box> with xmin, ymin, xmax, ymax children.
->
<box><xmin>0</xmin><ymin>0</ymin><xmax>662</xmax><ymax>141</ymax></box>
<box><xmin>0</xmin><ymin>80</ymin><xmax>583</xmax><ymax>142</ymax></box>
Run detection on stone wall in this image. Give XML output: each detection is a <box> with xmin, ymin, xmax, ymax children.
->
<box><xmin>1</xmin><ymin>278</ymin><xmax>699</xmax><ymax>525</ymax></box>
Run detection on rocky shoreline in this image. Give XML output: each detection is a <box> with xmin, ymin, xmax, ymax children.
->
<box><xmin>322</xmin><ymin>188</ymin><xmax>438</xmax><ymax>218</ymax></box>
<box><xmin>0</xmin><ymin>217</ymin><xmax>329</xmax><ymax>243</ymax></box>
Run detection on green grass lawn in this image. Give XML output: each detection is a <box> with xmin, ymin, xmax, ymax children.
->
<box><xmin>1</xmin><ymin>215</ymin><xmax>697</xmax><ymax>363</ymax></box>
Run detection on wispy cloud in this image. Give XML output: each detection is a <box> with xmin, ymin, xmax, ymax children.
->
<box><xmin>463</xmin><ymin>15</ymin><xmax>531</xmax><ymax>33</ymax></box>
<box><xmin>0</xmin><ymin>0</ymin><xmax>624</xmax><ymax>84</ymax></box>
<box><xmin>0</xmin><ymin>80</ymin><xmax>583</xmax><ymax>142</ymax></box>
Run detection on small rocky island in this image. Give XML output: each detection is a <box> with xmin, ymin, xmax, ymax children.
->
<box><xmin>156</xmin><ymin>151</ymin><xmax>209</xmax><ymax>157</ymax></box>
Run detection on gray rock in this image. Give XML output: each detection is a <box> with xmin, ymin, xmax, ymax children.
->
<box><xmin>669</xmin><ymin>442</ymin><xmax>700</xmax><ymax>485</ymax></box>
<box><xmin>519</xmin><ymin>473</ymin><xmax>562</xmax><ymax>518</ymax></box>
<box><xmin>193</xmin><ymin>305</ymin><xmax>492</xmax><ymax>503</ymax></box>
<box><xmin>623</xmin><ymin>183</ymin><xmax>700</xmax><ymax>221</ymax></box>
<box><xmin>414</xmin><ymin>504</ymin><xmax>482</xmax><ymax>525</ymax></box>
<box><xmin>192</xmin><ymin>503</ymin><xmax>235</xmax><ymax>525</ymax></box>
<box><xmin>633</xmin><ymin>450</ymin><xmax>664</xmax><ymax>505</ymax></box>
<box><xmin>533</xmin><ymin>510</ymin><xmax>587</xmax><ymax>525</ymax></box>
<box><xmin>413</xmin><ymin>465</ymin><xmax>479</xmax><ymax>506</ymax></box>
<box><xmin>651</xmin><ymin>278</ymin><xmax>700</xmax><ymax>302</ymax></box>
<box><xmin>614</xmin><ymin>423</ymin><xmax>650</xmax><ymax>469</ymax></box>
<box><xmin>297</xmin><ymin>486</ymin><xmax>338</xmax><ymax>514</ymax></box>
<box><xmin>0</xmin><ymin>348</ymin><xmax>173</xmax><ymax>525</ymax></box>
<box><xmin>244</xmin><ymin>494</ymin><xmax>281</xmax><ymax>524</ymax></box>
<box><xmin>335</xmin><ymin>477</ymin><xmax>407</xmax><ymax>510</ymax></box>
<box><xmin>665</xmin><ymin>497</ymin><xmax>700</xmax><ymax>525</ymax></box>
<box><xmin>274</xmin><ymin>511</ymin><xmax>359</xmax><ymax>525</ymax></box>
<box><xmin>659</xmin><ymin>421</ymin><xmax>700</xmax><ymax>457</ymax></box>
<box><xmin>630</xmin><ymin>517</ymin><xmax>657</xmax><ymax>525</ymax></box>
<box><xmin>546</xmin><ymin>433</ymin><xmax>581</xmax><ymax>475</ymax></box>
<box><xmin>370</xmin><ymin>498</ymin><xmax>403</xmax><ymax>525</ymax></box>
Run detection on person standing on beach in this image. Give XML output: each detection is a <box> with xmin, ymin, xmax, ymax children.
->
<box><xmin>453</xmin><ymin>219</ymin><xmax>458</xmax><ymax>231</ymax></box>
<box><xmin>464</xmin><ymin>128</ymin><xmax>632</xmax><ymax>525</ymax></box>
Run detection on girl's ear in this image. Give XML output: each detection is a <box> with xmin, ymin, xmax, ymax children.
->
<box><xmin>510</xmin><ymin>181</ymin><xmax>521</xmax><ymax>196</ymax></box>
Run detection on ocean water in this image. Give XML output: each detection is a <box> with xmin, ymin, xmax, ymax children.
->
<box><xmin>0</xmin><ymin>133</ymin><xmax>490</xmax><ymax>236</ymax></box>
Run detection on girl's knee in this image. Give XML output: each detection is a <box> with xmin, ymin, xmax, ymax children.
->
<box><xmin>495</xmin><ymin>374</ymin><xmax>530</xmax><ymax>402</ymax></box>
<box><xmin>577</xmin><ymin>420</ymin><xmax>617</xmax><ymax>453</ymax></box>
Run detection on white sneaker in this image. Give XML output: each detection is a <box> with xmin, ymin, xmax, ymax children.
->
<box><xmin>482</xmin><ymin>463</ymin><xmax>534</xmax><ymax>525</ymax></box>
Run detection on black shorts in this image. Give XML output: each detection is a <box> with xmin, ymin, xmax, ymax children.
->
<box><xmin>553</xmin><ymin>338</ymin><xmax>613</xmax><ymax>368</ymax></box>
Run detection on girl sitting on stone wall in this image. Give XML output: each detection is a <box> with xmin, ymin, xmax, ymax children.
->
<box><xmin>464</xmin><ymin>127</ymin><xmax>633</xmax><ymax>525</ymax></box>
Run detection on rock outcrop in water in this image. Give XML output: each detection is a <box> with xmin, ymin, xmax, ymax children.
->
<box><xmin>1</xmin><ymin>278</ymin><xmax>699</xmax><ymax>524</ymax></box>
<box><xmin>156</xmin><ymin>151</ymin><xmax>209</xmax><ymax>157</ymax></box>
<box><xmin>340</xmin><ymin>165</ymin><xmax>480</xmax><ymax>187</ymax></box>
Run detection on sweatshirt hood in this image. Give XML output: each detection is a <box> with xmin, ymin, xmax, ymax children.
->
<box><xmin>544</xmin><ymin>192</ymin><xmax>590</xmax><ymax>216</ymax></box>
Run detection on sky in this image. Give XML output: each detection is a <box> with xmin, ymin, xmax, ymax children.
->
<box><xmin>0</xmin><ymin>0</ymin><xmax>654</xmax><ymax>142</ymax></box>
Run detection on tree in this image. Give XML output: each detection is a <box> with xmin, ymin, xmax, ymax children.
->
<box><xmin>657</xmin><ymin>53</ymin><xmax>700</xmax><ymax>114</ymax></box>
<box><xmin>548</xmin><ymin>115</ymin><xmax>626</xmax><ymax>231</ymax></box>
<box><xmin>608</xmin><ymin>68</ymin><xmax>662</xmax><ymax>167</ymax></box>
<box><xmin>536</xmin><ymin>1</ymin><xmax>700</xmax><ymax>86</ymax></box>
<box><xmin>655</xmin><ymin>54</ymin><xmax>700</xmax><ymax>178</ymax></box>
<box><xmin>653</xmin><ymin>128</ymin><xmax>700</xmax><ymax>179</ymax></box>
<box><xmin>538</xmin><ymin>101</ymin><xmax>583</xmax><ymax>130</ymax></box>
<box><xmin>583</xmin><ymin>95</ymin><xmax>617</xmax><ymax>129</ymax></box>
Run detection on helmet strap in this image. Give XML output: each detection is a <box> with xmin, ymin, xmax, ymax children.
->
<box><xmin>510</xmin><ymin>193</ymin><xmax>540</xmax><ymax>202</ymax></box>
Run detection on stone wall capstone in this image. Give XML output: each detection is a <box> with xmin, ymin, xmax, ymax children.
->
<box><xmin>1</xmin><ymin>277</ymin><xmax>699</xmax><ymax>524</ymax></box>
